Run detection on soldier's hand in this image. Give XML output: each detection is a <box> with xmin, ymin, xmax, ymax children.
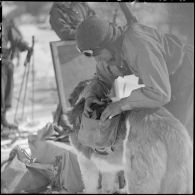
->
<box><xmin>100</xmin><ymin>101</ymin><xmax>122</xmax><ymax>121</ymax></box>
<box><xmin>84</xmin><ymin>97</ymin><xmax>104</xmax><ymax>118</ymax></box>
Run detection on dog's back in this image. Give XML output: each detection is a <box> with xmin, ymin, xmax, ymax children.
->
<box><xmin>124</xmin><ymin>107</ymin><xmax>193</xmax><ymax>194</ymax></box>
<box><xmin>67</xmin><ymin>80</ymin><xmax>193</xmax><ymax>194</ymax></box>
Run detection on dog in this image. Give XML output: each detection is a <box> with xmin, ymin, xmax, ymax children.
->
<box><xmin>66</xmin><ymin>81</ymin><xmax>193</xmax><ymax>194</ymax></box>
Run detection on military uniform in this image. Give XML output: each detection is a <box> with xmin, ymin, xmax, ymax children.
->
<box><xmin>82</xmin><ymin>24</ymin><xmax>194</xmax><ymax>138</ymax></box>
<box><xmin>49</xmin><ymin>2</ymin><xmax>95</xmax><ymax>40</ymax></box>
<box><xmin>1</xmin><ymin>17</ymin><xmax>30</xmax><ymax>128</ymax></box>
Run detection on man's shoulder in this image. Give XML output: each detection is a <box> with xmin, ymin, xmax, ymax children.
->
<box><xmin>123</xmin><ymin>24</ymin><xmax>139</xmax><ymax>44</ymax></box>
<box><xmin>123</xmin><ymin>23</ymin><xmax>165</xmax><ymax>47</ymax></box>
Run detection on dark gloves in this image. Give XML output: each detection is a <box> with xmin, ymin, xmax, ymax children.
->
<box><xmin>84</xmin><ymin>97</ymin><xmax>105</xmax><ymax>118</ymax></box>
<box><xmin>84</xmin><ymin>96</ymin><xmax>123</xmax><ymax>121</ymax></box>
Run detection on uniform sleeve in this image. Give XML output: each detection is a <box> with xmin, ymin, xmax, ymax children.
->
<box><xmin>82</xmin><ymin>62</ymin><xmax>118</xmax><ymax>99</ymax></box>
<box><xmin>120</xmin><ymin>37</ymin><xmax>171</xmax><ymax>111</ymax></box>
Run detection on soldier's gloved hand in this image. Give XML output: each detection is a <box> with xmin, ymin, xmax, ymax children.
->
<box><xmin>84</xmin><ymin>97</ymin><xmax>104</xmax><ymax>117</ymax></box>
<box><xmin>100</xmin><ymin>101</ymin><xmax>122</xmax><ymax>121</ymax></box>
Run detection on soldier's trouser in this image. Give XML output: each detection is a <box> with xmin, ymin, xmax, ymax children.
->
<box><xmin>1</xmin><ymin>60</ymin><xmax>14</xmax><ymax>113</ymax></box>
<box><xmin>165</xmin><ymin>45</ymin><xmax>194</xmax><ymax>139</ymax></box>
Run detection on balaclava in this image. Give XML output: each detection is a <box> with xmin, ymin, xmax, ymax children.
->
<box><xmin>76</xmin><ymin>16</ymin><xmax>123</xmax><ymax>53</ymax></box>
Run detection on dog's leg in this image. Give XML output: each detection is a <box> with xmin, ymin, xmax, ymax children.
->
<box><xmin>101</xmin><ymin>172</ymin><xmax>119</xmax><ymax>194</ymax></box>
<box><xmin>117</xmin><ymin>170</ymin><xmax>127</xmax><ymax>194</ymax></box>
<box><xmin>77</xmin><ymin>154</ymin><xmax>99</xmax><ymax>194</ymax></box>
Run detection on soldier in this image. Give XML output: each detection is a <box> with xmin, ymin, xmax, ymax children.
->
<box><xmin>75</xmin><ymin>15</ymin><xmax>194</xmax><ymax>138</ymax></box>
<box><xmin>1</xmin><ymin>16</ymin><xmax>32</xmax><ymax>129</ymax></box>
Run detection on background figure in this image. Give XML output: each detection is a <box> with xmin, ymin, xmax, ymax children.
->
<box><xmin>49</xmin><ymin>1</ymin><xmax>95</xmax><ymax>125</ymax></box>
<box><xmin>49</xmin><ymin>2</ymin><xmax>95</xmax><ymax>41</ymax></box>
<box><xmin>1</xmin><ymin>16</ymin><xmax>32</xmax><ymax>130</ymax></box>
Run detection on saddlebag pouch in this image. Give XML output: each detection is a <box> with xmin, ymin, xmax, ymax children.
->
<box><xmin>78</xmin><ymin>113</ymin><xmax>121</xmax><ymax>150</ymax></box>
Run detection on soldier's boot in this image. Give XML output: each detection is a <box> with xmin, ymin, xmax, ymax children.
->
<box><xmin>1</xmin><ymin>111</ymin><xmax>18</xmax><ymax>129</ymax></box>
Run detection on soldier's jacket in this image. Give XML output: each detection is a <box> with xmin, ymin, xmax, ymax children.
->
<box><xmin>2</xmin><ymin>17</ymin><xmax>29</xmax><ymax>60</ymax></box>
<box><xmin>49</xmin><ymin>2</ymin><xmax>95</xmax><ymax>40</ymax></box>
<box><xmin>83</xmin><ymin>23</ymin><xmax>194</xmax><ymax>113</ymax></box>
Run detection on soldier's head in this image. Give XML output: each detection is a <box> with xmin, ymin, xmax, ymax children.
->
<box><xmin>59</xmin><ymin>2</ymin><xmax>72</xmax><ymax>8</ymax></box>
<box><xmin>76</xmin><ymin>16</ymin><xmax>121</xmax><ymax>63</ymax></box>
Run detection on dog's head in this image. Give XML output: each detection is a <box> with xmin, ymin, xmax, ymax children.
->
<box><xmin>60</xmin><ymin>80</ymin><xmax>90</xmax><ymax>133</ymax></box>
<box><xmin>68</xmin><ymin>79</ymin><xmax>91</xmax><ymax>107</ymax></box>
<box><xmin>60</xmin><ymin>79</ymin><xmax>111</xmax><ymax>134</ymax></box>
<box><xmin>67</xmin><ymin>98</ymin><xmax>85</xmax><ymax>133</ymax></box>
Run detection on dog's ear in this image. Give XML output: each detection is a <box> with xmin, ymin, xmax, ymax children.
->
<box><xmin>72</xmin><ymin>98</ymin><xmax>85</xmax><ymax>119</ymax></box>
<box><xmin>68</xmin><ymin>79</ymin><xmax>90</xmax><ymax>107</ymax></box>
<box><xmin>68</xmin><ymin>98</ymin><xmax>85</xmax><ymax>130</ymax></box>
<box><xmin>68</xmin><ymin>79</ymin><xmax>90</xmax><ymax>129</ymax></box>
